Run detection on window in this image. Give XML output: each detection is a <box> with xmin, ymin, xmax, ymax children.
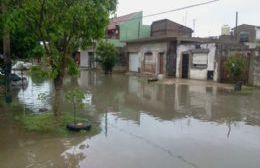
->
<box><xmin>192</xmin><ymin>53</ymin><xmax>208</xmax><ymax>69</ymax></box>
<box><xmin>239</xmin><ymin>32</ymin><xmax>250</xmax><ymax>43</ymax></box>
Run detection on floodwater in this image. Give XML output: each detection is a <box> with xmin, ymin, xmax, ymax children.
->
<box><xmin>1</xmin><ymin>70</ymin><xmax>260</xmax><ymax>168</ymax></box>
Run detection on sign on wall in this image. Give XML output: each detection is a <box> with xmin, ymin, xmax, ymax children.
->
<box><xmin>193</xmin><ymin>53</ymin><xmax>208</xmax><ymax>65</ymax></box>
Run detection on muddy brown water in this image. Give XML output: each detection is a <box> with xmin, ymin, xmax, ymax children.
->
<box><xmin>0</xmin><ymin>70</ymin><xmax>260</xmax><ymax>168</ymax></box>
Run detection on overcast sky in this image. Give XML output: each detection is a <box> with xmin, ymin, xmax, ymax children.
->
<box><xmin>116</xmin><ymin>0</ymin><xmax>259</xmax><ymax>37</ymax></box>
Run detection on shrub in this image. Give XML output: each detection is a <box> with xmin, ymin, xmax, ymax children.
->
<box><xmin>96</xmin><ymin>41</ymin><xmax>117</xmax><ymax>74</ymax></box>
<box><xmin>224</xmin><ymin>53</ymin><xmax>247</xmax><ymax>82</ymax></box>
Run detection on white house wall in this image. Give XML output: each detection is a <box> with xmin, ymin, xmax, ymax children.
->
<box><xmin>176</xmin><ymin>43</ymin><xmax>218</xmax><ymax>81</ymax></box>
<box><xmin>190</xmin><ymin>69</ymin><xmax>208</xmax><ymax>80</ymax></box>
<box><xmin>139</xmin><ymin>43</ymin><xmax>168</xmax><ymax>75</ymax></box>
<box><xmin>128</xmin><ymin>42</ymin><xmax>168</xmax><ymax>75</ymax></box>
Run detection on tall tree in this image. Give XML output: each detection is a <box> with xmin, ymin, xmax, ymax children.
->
<box><xmin>1</xmin><ymin>1</ymin><xmax>11</xmax><ymax>76</ymax></box>
<box><xmin>21</xmin><ymin>0</ymin><xmax>117</xmax><ymax>116</ymax></box>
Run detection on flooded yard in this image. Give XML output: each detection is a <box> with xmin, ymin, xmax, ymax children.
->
<box><xmin>1</xmin><ymin>70</ymin><xmax>260</xmax><ymax>168</ymax></box>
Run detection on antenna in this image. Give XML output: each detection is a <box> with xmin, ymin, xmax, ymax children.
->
<box><xmin>185</xmin><ymin>11</ymin><xmax>188</xmax><ymax>26</ymax></box>
<box><xmin>193</xmin><ymin>19</ymin><xmax>196</xmax><ymax>36</ymax></box>
<box><xmin>235</xmin><ymin>11</ymin><xmax>238</xmax><ymax>41</ymax></box>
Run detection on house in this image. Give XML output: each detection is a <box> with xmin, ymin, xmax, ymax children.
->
<box><xmin>176</xmin><ymin>41</ymin><xmax>252</xmax><ymax>82</ymax></box>
<box><xmin>126</xmin><ymin>19</ymin><xmax>207</xmax><ymax>77</ymax></box>
<box><xmin>151</xmin><ymin>19</ymin><xmax>193</xmax><ymax>38</ymax></box>
<box><xmin>79</xmin><ymin>11</ymin><xmax>150</xmax><ymax>70</ymax></box>
<box><xmin>234</xmin><ymin>24</ymin><xmax>260</xmax><ymax>48</ymax></box>
<box><xmin>177</xmin><ymin>43</ymin><xmax>217</xmax><ymax>81</ymax></box>
<box><xmin>249</xmin><ymin>47</ymin><xmax>260</xmax><ymax>86</ymax></box>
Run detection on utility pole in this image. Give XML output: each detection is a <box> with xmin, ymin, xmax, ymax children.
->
<box><xmin>235</xmin><ymin>11</ymin><xmax>238</xmax><ymax>42</ymax></box>
<box><xmin>193</xmin><ymin>19</ymin><xmax>196</xmax><ymax>37</ymax></box>
<box><xmin>184</xmin><ymin>11</ymin><xmax>188</xmax><ymax>26</ymax></box>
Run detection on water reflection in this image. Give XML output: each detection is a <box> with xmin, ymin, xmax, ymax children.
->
<box><xmin>3</xmin><ymin>70</ymin><xmax>260</xmax><ymax>168</ymax></box>
<box><xmin>17</xmin><ymin>74</ymin><xmax>53</xmax><ymax>112</ymax></box>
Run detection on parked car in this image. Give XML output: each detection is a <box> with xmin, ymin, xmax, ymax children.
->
<box><xmin>10</xmin><ymin>73</ymin><xmax>28</xmax><ymax>87</ymax></box>
<box><xmin>12</xmin><ymin>61</ymin><xmax>33</xmax><ymax>70</ymax></box>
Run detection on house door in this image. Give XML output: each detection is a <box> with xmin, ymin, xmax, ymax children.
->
<box><xmin>158</xmin><ymin>53</ymin><xmax>164</xmax><ymax>74</ymax></box>
<box><xmin>129</xmin><ymin>53</ymin><xmax>140</xmax><ymax>72</ymax></box>
<box><xmin>182</xmin><ymin>54</ymin><xmax>189</xmax><ymax>79</ymax></box>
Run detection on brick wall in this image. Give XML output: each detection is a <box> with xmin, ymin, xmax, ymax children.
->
<box><xmin>151</xmin><ymin>19</ymin><xmax>192</xmax><ymax>38</ymax></box>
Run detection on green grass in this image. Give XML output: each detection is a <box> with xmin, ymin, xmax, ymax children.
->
<box><xmin>18</xmin><ymin>112</ymin><xmax>96</xmax><ymax>136</ymax></box>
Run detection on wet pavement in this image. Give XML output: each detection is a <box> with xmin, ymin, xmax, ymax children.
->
<box><xmin>0</xmin><ymin>70</ymin><xmax>260</xmax><ymax>168</ymax></box>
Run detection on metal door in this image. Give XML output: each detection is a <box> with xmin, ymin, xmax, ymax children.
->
<box><xmin>129</xmin><ymin>53</ymin><xmax>140</xmax><ymax>72</ymax></box>
<box><xmin>182</xmin><ymin>54</ymin><xmax>189</xmax><ymax>79</ymax></box>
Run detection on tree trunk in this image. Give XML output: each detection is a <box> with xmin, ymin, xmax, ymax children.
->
<box><xmin>2</xmin><ymin>2</ymin><xmax>12</xmax><ymax>103</ymax></box>
<box><xmin>53</xmin><ymin>75</ymin><xmax>63</xmax><ymax>117</ymax></box>
<box><xmin>53</xmin><ymin>53</ymin><xmax>66</xmax><ymax>117</ymax></box>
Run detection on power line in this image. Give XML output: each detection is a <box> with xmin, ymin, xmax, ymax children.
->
<box><xmin>143</xmin><ymin>0</ymin><xmax>219</xmax><ymax>19</ymax></box>
<box><xmin>111</xmin><ymin>0</ymin><xmax>220</xmax><ymax>24</ymax></box>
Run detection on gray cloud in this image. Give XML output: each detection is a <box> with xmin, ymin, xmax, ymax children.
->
<box><xmin>117</xmin><ymin>0</ymin><xmax>260</xmax><ymax>37</ymax></box>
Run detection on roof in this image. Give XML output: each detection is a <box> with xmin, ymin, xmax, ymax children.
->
<box><xmin>152</xmin><ymin>19</ymin><xmax>193</xmax><ymax>32</ymax></box>
<box><xmin>125</xmin><ymin>36</ymin><xmax>210</xmax><ymax>44</ymax></box>
<box><xmin>108</xmin><ymin>12</ymin><xmax>140</xmax><ymax>30</ymax></box>
<box><xmin>233</xmin><ymin>24</ymin><xmax>260</xmax><ymax>30</ymax></box>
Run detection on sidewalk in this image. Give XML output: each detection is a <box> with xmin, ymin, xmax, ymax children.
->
<box><xmin>159</xmin><ymin>78</ymin><xmax>234</xmax><ymax>90</ymax></box>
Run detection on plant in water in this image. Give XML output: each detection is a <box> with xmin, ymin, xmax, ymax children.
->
<box><xmin>65</xmin><ymin>88</ymin><xmax>85</xmax><ymax>125</ymax></box>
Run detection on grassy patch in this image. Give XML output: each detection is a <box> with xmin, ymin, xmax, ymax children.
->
<box><xmin>17</xmin><ymin>112</ymin><xmax>98</xmax><ymax>136</ymax></box>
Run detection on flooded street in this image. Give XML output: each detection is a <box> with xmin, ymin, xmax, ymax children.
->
<box><xmin>1</xmin><ymin>70</ymin><xmax>260</xmax><ymax>168</ymax></box>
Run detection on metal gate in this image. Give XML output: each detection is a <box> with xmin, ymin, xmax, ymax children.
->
<box><xmin>129</xmin><ymin>53</ymin><xmax>140</xmax><ymax>72</ymax></box>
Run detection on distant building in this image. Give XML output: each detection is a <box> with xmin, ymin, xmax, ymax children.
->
<box><xmin>126</xmin><ymin>19</ymin><xmax>205</xmax><ymax>77</ymax></box>
<box><xmin>151</xmin><ymin>19</ymin><xmax>193</xmax><ymax>38</ymax></box>
<box><xmin>108</xmin><ymin>12</ymin><xmax>151</xmax><ymax>42</ymax></box>
<box><xmin>80</xmin><ymin>11</ymin><xmax>150</xmax><ymax>70</ymax></box>
<box><xmin>233</xmin><ymin>24</ymin><xmax>260</xmax><ymax>48</ymax></box>
<box><xmin>221</xmin><ymin>25</ymin><xmax>231</xmax><ymax>36</ymax></box>
<box><xmin>249</xmin><ymin>47</ymin><xmax>260</xmax><ymax>86</ymax></box>
<box><xmin>176</xmin><ymin>41</ymin><xmax>253</xmax><ymax>83</ymax></box>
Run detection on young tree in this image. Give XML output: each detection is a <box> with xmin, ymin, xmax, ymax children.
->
<box><xmin>225</xmin><ymin>53</ymin><xmax>247</xmax><ymax>91</ymax></box>
<box><xmin>225</xmin><ymin>54</ymin><xmax>247</xmax><ymax>82</ymax></box>
<box><xmin>65</xmin><ymin>89</ymin><xmax>85</xmax><ymax>125</ymax></box>
<box><xmin>19</xmin><ymin>0</ymin><xmax>117</xmax><ymax>116</ymax></box>
<box><xmin>96</xmin><ymin>41</ymin><xmax>117</xmax><ymax>74</ymax></box>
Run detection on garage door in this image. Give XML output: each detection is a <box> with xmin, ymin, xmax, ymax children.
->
<box><xmin>129</xmin><ymin>53</ymin><xmax>140</xmax><ymax>72</ymax></box>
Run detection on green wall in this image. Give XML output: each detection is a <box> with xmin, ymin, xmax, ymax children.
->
<box><xmin>109</xmin><ymin>11</ymin><xmax>150</xmax><ymax>47</ymax></box>
<box><xmin>120</xmin><ymin>12</ymin><xmax>150</xmax><ymax>41</ymax></box>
